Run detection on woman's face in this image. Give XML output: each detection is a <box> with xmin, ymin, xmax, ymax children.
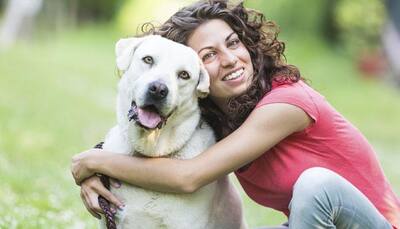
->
<box><xmin>187</xmin><ymin>19</ymin><xmax>254</xmax><ymax>107</ymax></box>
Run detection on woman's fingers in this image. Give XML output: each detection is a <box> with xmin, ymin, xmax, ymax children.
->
<box><xmin>87</xmin><ymin>190</ymin><xmax>104</xmax><ymax>214</ymax></box>
<box><xmin>80</xmin><ymin>188</ymin><xmax>102</xmax><ymax>219</ymax></box>
<box><xmin>80</xmin><ymin>176</ymin><xmax>106</xmax><ymax>218</ymax></box>
<box><xmin>79</xmin><ymin>175</ymin><xmax>124</xmax><ymax>219</ymax></box>
<box><xmin>94</xmin><ymin>183</ymin><xmax>124</xmax><ymax>209</ymax></box>
<box><xmin>110</xmin><ymin>178</ymin><xmax>121</xmax><ymax>188</ymax></box>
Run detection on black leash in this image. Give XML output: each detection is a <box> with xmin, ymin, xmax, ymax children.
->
<box><xmin>93</xmin><ymin>142</ymin><xmax>117</xmax><ymax>229</ymax></box>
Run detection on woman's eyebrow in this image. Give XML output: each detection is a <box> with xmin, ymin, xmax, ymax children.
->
<box><xmin>198</xmin><ymin>32</ymin><xmax>236</xmax><ymax>54</ymax></box>
<box><xmin>198</xmin><ymin>46</ymin><xmax>213</xmax><ymax>54</ymax></box>
<box><xmin>225</xmin><ymin>32</ymin><xmax>236</xmax><ymax>41</ymax></box>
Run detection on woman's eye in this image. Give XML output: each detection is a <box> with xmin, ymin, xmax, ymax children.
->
<box><xmin>142</xmin><ymin>56</ymin><xmax>153</xmax><ymax>64</ymax></box>
<box><xmin>202</xmin><ymin>52</ymin><xmax>216</xmax><ymax>62</ymax></box>
<box><xmin>228</xmin><ymin>38</ymin><xmax>240</xmax><ymax>47</ymax></box>
<box><xmin>178</xmin><ymin>71</ymin><xmax>190</xmax><ymax>80</ymax></box>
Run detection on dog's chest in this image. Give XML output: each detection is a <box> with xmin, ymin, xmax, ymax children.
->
<box><xmin>103</xmin><ymin>121</ymin><xmax>218</xmax><ymax>228</ymax></box>
<box><xmin>111</xmin><ymin>182</ymin><xmax>217</xmax><ymax>228</ymax></box>
<box><xmin>111</xmin><ymin>134</ymin><xmax>217</xmax><ymax>228</ymax></box>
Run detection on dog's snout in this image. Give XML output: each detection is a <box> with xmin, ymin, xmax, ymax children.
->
<box><xmin>148</xmin><ymin>81</ymin><xmax>169</xmax><ymax>100</ymax></box>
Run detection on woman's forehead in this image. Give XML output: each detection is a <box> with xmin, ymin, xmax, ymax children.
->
<box><xmin>187</xmin><ymin>19</ymin><xmax>235</xmax><ymax>52</ymax></box>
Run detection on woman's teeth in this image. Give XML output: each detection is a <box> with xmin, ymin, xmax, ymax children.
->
<box><xmin>223</xmin><ymin>68</ymin><xmax>244</xmax><ymax>81</ymax></box>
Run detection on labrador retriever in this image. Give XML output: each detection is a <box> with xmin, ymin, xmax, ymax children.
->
<box><xmin>100</xmin><ymin>35</ymin><xmax>246</xmax><ymax>229</ymax></box>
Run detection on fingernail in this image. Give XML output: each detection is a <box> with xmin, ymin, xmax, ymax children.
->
<box><xmin>118</xmin><ymin>204</ymin><xmax>125</xmax><ymax>210</ymax></box>
<box><xmin>111</xmin><ymin>180</ymin><xmax>121</xmax><ymax>188</ymax></box>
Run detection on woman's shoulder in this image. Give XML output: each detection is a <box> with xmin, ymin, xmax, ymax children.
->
<box><xmin>272</xmin><ymin>79</ymin><xmax>319</xmax><ymax>92</ymax></box>
<box><xmin>258</xmin><ymin>80</ymin><xmax>322</xmax><ymax>106</ymax></box>
<box><xmin>256</xmin><ymin>80</ymin><xmax>324</xmax><ymax>125</ymax></box>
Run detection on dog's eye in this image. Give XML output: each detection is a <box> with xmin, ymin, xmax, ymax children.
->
<box><xmin>178</xmin><ymin>71</ymin><xmax>190</xmax><ymax>80</ymax></box>
<box><xmin>142</xmin><ymin>56</ymin><xmax>153</xmax><ymax>65</ymax></box>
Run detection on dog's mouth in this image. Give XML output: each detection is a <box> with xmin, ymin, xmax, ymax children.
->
<box><xmin>127</xmin><ymin>101</ymin><xmax>167</xmax><ymax>130</ymax></box>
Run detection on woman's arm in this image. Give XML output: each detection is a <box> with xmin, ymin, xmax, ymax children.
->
<box><xmin>72</xmin><ymin>103</ymin><xmax>312</xmax><ymax>193</ymax></box>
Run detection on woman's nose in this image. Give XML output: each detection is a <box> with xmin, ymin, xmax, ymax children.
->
<box><xmin>220</xmin><ymin>50</ymin><xmax>238</xmax><ymax>68</ymax></box>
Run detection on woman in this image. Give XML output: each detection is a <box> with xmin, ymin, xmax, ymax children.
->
<box><xmin>71</xmin><ymin>0</ymin><xmax>400</xmax><ymax>228</ymax></box>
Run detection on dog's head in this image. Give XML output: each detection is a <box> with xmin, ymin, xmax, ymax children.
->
<box><xmin>115</xmin><ymin>35</ymin><xmax>210</xmax><ymax>130</ymax></box>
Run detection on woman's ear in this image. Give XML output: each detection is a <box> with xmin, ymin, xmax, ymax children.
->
<box><xmin>196</xmin><ymin>61</ymin><xmax>210</xmax><ymax>98</ymax></box>
<box><xmin>115</xmin><ymin>37</ymin><xmax>147</xmax><ymax>71</ymax></box>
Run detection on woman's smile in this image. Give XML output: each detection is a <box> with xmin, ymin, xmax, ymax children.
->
<box><xmin>222</xmin><ymin>67</ymin><xmax>244</xmax><ymax>81</ymax></box>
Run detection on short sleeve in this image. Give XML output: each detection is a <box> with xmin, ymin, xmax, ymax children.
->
<box><xmin>256</xmin><ymin>81</ymin><xmax>320</xmax><ymax>130</ymax></box>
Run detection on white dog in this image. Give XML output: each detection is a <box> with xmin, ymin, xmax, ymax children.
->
<box><xmin>100</xmin><ymin>35</ymin><xmax>246</xmax><ymax>229</ymax></box>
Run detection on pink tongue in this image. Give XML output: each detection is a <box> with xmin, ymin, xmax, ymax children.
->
<box><xmin>137</xmin><ymin>108</ymin><xmax>162</xmax><ymax>129</ymax></box>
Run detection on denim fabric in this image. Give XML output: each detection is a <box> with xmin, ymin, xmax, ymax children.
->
<box><xmin>288</xmin><ymin>167</ymin><xmax>392</xmax><ymax>229</ymax></box>
<box><xmin>256</xmin><ymin>167</ymin><xmax>392</xmax><ymax>229</ymax></box>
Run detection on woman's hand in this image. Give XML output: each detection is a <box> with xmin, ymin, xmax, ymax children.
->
<box><xmin>80</xmin><ymin>176</ymin><xmax>124</xmax><ymax>219</ymax></box>
<box><xmin>71</xmin><ymin>148</ymin><xmax>108</xmax><ymax>185</ymax></box>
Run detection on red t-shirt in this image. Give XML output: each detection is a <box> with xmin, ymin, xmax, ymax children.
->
<box><xmin>235</xmin><ymin>80</ymin><xmax>400</xmax><ymax>227</ymax></box>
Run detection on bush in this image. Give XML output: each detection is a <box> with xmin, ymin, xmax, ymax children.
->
<box><xmin>116</xmin><ymin>0</ymin><xmax>193</xmax><ymax>36</ymax></box>
<box><xmin>75</xmin><ymin>0</ymin><xmax>124</xmax><ymax>22</ymax></box>
<box><xmin>244</xmin><ymin>0</ymin><xmax>336</xmax><ymax>38</ymax></box>
<box><xmin>334</xmin><ymin>0</ymin><xmax>386</xmax><ymax>52</ymax></box>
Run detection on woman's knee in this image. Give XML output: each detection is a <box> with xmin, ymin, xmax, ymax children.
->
<box><xmin>293</xmin><ymin>167</ymin><xmax>339</xmax><ymax>193</ymax></box>
<box><xmin>290</xmin><ymin>167</ymin><xmax>343</xmax><ymax>209</ymax></box>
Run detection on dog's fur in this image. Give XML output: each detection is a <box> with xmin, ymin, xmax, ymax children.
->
<box><xmin>100</xmin><ymin>35</ymin><xmax>246</xmax><ymax>229</ymax></box>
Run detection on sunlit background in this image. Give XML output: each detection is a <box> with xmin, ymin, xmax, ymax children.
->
<box><xmin>0</xmin><ymin>0</ymin><xmax>399</xmax><ymax>228</ymax></box>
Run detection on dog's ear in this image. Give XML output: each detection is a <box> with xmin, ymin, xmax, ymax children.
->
<box><xmin>115</xmin><ymin>37</ymin><xmax>146</xmax><ymax>71</ymax></box>
<box><xmin>196</xmin><ymin>61</ymin><xmax>210</xmax><ymax>98</ymax></box>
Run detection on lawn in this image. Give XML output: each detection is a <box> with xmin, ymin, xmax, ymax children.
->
<box><xmin>0</xmin><ymin>25</ymin><xmax>399</xmax><ymax>228</ymax></box>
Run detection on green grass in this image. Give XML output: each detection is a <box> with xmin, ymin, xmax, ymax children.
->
<box><xmin>0</xmin><ymin>25</ymin><xmax>399</xmax><ymax>228</ymax></box>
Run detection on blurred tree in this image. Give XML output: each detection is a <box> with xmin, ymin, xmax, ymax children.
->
<box><xmin>0</xmin><ymin>0</ymin><xmax>42</xmax><ymax>48</ymax></box>
<box><xmin>0</xmin><ymin>0</ymin><xmax>5</xmax><ymax>11</ymax></box>
<box><xmin>116</xmin><ymin>0</ymin><xmax>194</xmax><ymax>35</ymax></box>
<box><xmin>244</xmin><ymin>0</ymin><xmax>337</xmax><ymax>39</ymax></box>
<box><xmin>38</xmin><ymin>0</ymin><xmax>123</xmax><ymax>31</ymax></box>
<box><xmin>382</xmin><ymin>0</ymin><xmax>400</xmax><ymax>86</ymax></box>
<box><xmin>334</xmin><ymin>0</ymin><xmax>386</xmax><ymax>52</ymax></box>
<box><xmin>334</xmin><ymin>0</ymin><xmax>387</xmax><ymax>77</ymax></box>
<box><xmin>0</xmin><ymin>0</ymin><xmax>124</xmax><ymax>46</ymax></box>
<box><xmin>75</xmin><ymin>0</ymin><xmax>123</xmax><ymax>22</ymax></box>
<box><xmin>115</xmin><ymin>0</ymin><xmax>339</xmax><ymax>38</ymax></box>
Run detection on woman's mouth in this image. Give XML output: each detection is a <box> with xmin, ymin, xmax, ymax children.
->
<box><xmin>222</xmin><ymin>68</ymin><xmax>244</xmax><ymax>81</ymax></box>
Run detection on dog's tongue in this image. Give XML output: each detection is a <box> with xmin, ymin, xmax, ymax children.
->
<box><xmin>137</xmin><ymin>108</ymin><xmax>162</xmax><ymax>129</ymax></box>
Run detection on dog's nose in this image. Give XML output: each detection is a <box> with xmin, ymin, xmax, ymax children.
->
<box><xmin>148</xmin><ymin>81</ymin><xmax>169</xmax><ymax>100</ymax></box>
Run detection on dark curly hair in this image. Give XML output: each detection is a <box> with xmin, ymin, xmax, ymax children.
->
<box><xmin>142</xmin><ymin>0</ymin><xmax>301</xmax><ymax>140</ymax></box>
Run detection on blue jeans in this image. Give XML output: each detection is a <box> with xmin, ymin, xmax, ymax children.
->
<box><xmin>258</xmin><ymin>167</ymin><xmax>392</xmax><ymax>229</ymax></box>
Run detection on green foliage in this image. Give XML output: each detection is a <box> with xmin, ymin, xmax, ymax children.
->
<box><xmin>334</xmin><ymin>0</ymin><xmax>386</xmax><ymax>52</ymax></box>
<box><xmin>75</xmin><ymin>0</ymin><xmax>124</xmax><ymax>22</ymax></box>
<box><xmin>116</xmin><ymin>0</ymin><xmax>194</xmax><ymax>35</ymax></box>
<box><xmin>244</xmin><ymin>0</ymin><xmax>335</xmax><ymax>37</ymax></box>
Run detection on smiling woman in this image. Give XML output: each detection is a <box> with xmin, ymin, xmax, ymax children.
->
<box><xmin>71</xmin><ymin>0</ymin><xmax>400</xmax><ymax>228</ymax></box>
<box><xmin>187</xmin><ymin>20</ymin><xmax>254</xmax><ymax>112</ymax></box>
<box><xmin>152</xmin><ymin>3</ymin><xmax>301</xmax><ymax>138</ymax></box>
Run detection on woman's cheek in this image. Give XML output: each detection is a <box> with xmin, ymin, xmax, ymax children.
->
<box><xmin>206</xmin><ymin>63</ymin><xmax>219</xmax><ymax>82</ymax></box>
